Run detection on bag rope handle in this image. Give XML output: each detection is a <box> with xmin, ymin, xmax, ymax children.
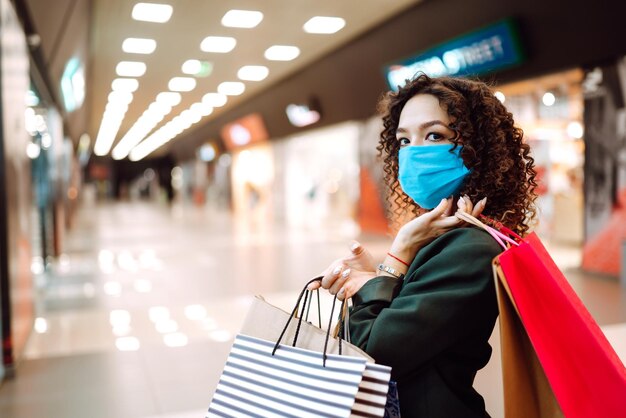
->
<box><xmin>272</xmin><ymin>277</ymin><xmax>343</xmax><ymax>367</ymax></box>
<box><xmin>456</xmin><ymin>211</ymin><xmax>520</xmax><ymax>250</ymax></box>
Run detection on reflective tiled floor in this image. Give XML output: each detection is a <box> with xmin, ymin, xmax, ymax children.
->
<box><xmin>1</xmin><ymin>200</ymin><xmax>625</xmax><ymax>418</ymax></box>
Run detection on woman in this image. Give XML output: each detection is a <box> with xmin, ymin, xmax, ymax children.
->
<box><xmin>312</xmin><ymin>74</ymin><xmax>537</xmax><ymax>417</ymax></box>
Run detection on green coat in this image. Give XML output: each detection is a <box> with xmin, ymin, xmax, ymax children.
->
<box><xmin>349</xmin><ymin>227</ymin><xmax>502</xmax><ymax>418</ymax></box>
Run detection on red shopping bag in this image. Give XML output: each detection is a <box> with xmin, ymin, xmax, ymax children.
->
<box><xmin>497</xmin><ymin>232</ymin><xmax>626</xmax><ymax>418</ymax></box>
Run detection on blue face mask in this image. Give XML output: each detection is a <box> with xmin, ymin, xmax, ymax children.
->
<box><xmin>398</xmin><ymin>144</ymin><xmax>470</xmax><ymax>209</ymax></box>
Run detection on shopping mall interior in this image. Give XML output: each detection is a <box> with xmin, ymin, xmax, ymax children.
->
<box><xmin>1</xmin><ymin>0</ymin><xmax>626</xmax><ymax>417</ymax></box>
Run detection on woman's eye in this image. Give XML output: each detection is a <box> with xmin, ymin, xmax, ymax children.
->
<box><xmin>426</xmin><ymin>132</ymin><xmax>445</xmax><ymax>142</ymax></box>
<box><xmin>398</xmin><ymin>137</ymin><xmax>410</xmax><ymax>147</ymax></box>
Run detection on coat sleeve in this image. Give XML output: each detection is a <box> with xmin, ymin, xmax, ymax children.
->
<box><xmin>349</xmin><ymin>229</ymin><xmax>501</xmax><ymax>380</ymax></box>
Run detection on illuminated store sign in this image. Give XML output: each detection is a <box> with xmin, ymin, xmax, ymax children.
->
<box><xmin>385</xmin><ymin>20</ymin><xmax>524</xmax><ymax>89</ymax></box>
<box><xmin>60</xmin><ymin>57</ymin><xmax>86</xmax><ymax>112</ymax></box>
<box><xmin>221</xmin><ymin>113</ymin><xmax>269</xmax><ymax>150</ymax></box>
<box><xmin>286</xmin><ymin>97</ymin><xmax>322</xmax><ymax>127</ymax></box>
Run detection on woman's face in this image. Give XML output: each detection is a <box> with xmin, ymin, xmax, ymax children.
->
<box><xmin>396</xmin><ymin>94</ymin><xmax>457</xmax><ymax>148</ymax></box>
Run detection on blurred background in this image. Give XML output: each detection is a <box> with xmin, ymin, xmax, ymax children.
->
<box><xmin>0</xmin><ymin>0</ymin><xmax>625</xmax><ymax>417</ymax></box>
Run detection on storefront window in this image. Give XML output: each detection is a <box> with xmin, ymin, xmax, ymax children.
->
<box><xmin>495</xmin><ymin>69</ymin><xmax>585</xmax><ymax>248</ymax></box>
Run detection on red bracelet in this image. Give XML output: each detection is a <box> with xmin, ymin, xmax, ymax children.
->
<box><xmin>387</xmin><ymin>252</ymin><xmax>410</xmax><ymax>267</ymax></box>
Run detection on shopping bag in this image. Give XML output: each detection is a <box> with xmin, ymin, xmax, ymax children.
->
<box><xmin>495</xmin><ymin>232</ymin><xmax>626</xmax><ymax>418</ymax></box>
<box><xmin>206</xmin><ymin>333</ymin><xmax>368</xmax><ymax>417</ymax></box>
<box><xmin>457</xmin><ymin>212</ymin><xmax>626</xmax><ymax>418</ymax></box>
<box><xmin>207</xmin><ymin>278</ymin><xmax>392</xmax><ymax>418</ymax></box>
<box><xmin>242</xmin><ymin>294</ymin><xmax>394</xmax><ymax>417</ymax></box>
<box><xmin>494</xmin><ymin>263</ymin><xmax>564</xmax><ymax>418</ymax></box>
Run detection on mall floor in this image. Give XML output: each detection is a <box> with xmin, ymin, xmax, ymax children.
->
<box><xmin>0</xmin><ymin>199</ymin><xmax>625</xmax><ymax>418</ymax></box>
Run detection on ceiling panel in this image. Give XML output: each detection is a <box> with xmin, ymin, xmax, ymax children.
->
<box><xmin>88</xmin><ymin>0</ymin><xmax>422</xmax><ymax>159</ymax></box>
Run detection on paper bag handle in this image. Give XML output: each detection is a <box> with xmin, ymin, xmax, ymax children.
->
<box><xmin>272</xmin><ymin>277</ymin><xmax>346</xmax><ymax>367</ymax></box>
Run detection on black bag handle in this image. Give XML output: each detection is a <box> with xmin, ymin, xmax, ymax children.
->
<box><xmin>272</xmin><ymin>277</ymin><xmax>345</xmax><ymax>366</ymax></box>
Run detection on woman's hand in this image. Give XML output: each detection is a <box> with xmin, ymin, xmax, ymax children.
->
<box><xmin>308</xmin><ymin>241</ymin><xmax>377</xmax><ymax>300</ymax></box>
<box><xmin>389</xmin><ymin>198</ymin><xmax>462</xmax><ymax>263</ymax></box>
<box><xmin>457</xmin><ymin>194</ymin><xmax>487</xmax><ymax>218</ymax></box>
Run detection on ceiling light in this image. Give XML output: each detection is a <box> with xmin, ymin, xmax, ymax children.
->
<box><xmin>221</xmin><ymin>9</ymin><xmax>263</xmax><ymax>28</ymax></box>
<box><xmin>494</xmin><ymin>91</ymin><xmax>505</xmax><ymax>103</ymax></box>
<box><xmin>132</xmin><ymin>3</ymin><xmax>173</xmax><ymax>23</ymax></box>
<box><xmin>168</xmin><ymin>77</ymin><xmax>196</xmax><ymax>92</ymax></box>
<box><xmin>181</xmin><ymin>59</ymin><xmax>213</xmax><ymax>77</ymax></box>
<box><xmin>303</xmin><ymin>16</ymin><xmax>346</xmax><ymax>34</ymax></box>
<box><xmin>202</xmin><ymin>92</ymin><xmax>227</xmax><ymax>107</ymax></box>
<box><xmin>200</xmin><ymin>36</ymin><xmax>236</xmax><ymax>53</ymax></box>
<box><xmin>264</xmin><ymin>45</ymin><xmax>300</xmax><ymax>61</ymax></box>
<box><xmin>108</xmin><ymin>91</ymin><xmax>134</xmax><ymax>105</ymax></box>
<box><xmin>122</xmin><ymin>37</ymin><xmax>157</xmax><ymax>54</ymax></box>
<box><xmin>542</xmin><ymin>92</ymin><xmax>556</xmax><ymax>106</ymax></box>
<box><xmin>190</xmin><ymin>102</ymin><xmax>213</xmax><ymax>116</ymax></box>
<box><xmin>111</xmin><ymin>78</ymin><xmax>139</xmax><ymax>92</ymax></box>
<box><xmin>237</xmin><ymin>65</ymin><xmax>269</xmax><ymax>81</ymax></box>
<box><xmin>116</xmin><ymin>61</ymin><xmax>146</xmax><ymax>77</ymax></box>
<box><xmin>148</xmin><ymin>101</ymin><xmax>171</xmax><ymax>115</ymax></box>
<box><xmin>156</xmin><ymin>91</ymin><xmax>181</xmax><ymax>106</ymax></box>
<box><xmin>218</xmin><ymin>81</ymin><xmax>245</xmax><ymax>96</ymax></box>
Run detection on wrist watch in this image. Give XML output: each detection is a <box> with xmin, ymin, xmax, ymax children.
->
<box><xmin>377</xmin><ymin>263</ymin><xmax>405</xmax><ymax>280</ymax></box>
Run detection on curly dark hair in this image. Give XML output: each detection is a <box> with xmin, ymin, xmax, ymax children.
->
<box><xmin>377</xmin><ymin>73</ymin><xmax>537</xmax><ymax>236</ymax></box>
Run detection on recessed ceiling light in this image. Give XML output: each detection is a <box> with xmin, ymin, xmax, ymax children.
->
<box><xmin>132</xmin><ymin>3</ymin><xmax>173</xmax><ymax>23</ymax></box>
<box><xmin>217</xmin><ymin>82</ymin><xmax>245</xmax><ymax>96</ymax></box>
<box><xmin>116</xmin><ymin>61</ymin><xmax>146</xmax><ymax>77</ymax></box>
<box><xmin>221</xmin><ymin>9</ymin><xmax>263</xmax><ymax>28</ymax></box>
<box><xmin>200</xmin><ymin>36</ymin><xmax>236</xmax><ymax>53</ymax></box>
<box><xmin>202</xmin><ymin>92</ymin><xmax>227</xmax><ymax>107</ymax></box>
<box><xmin>303</xmin><ymin>16</ymin><xmax>346</xmax><ymax>34</ymax></box>
<box><xmin>168</xmin><ymin>77</ymin><xmax>196</xmax><ymax>92</ymax></box>
<box><xmin>237</xmin><ymin>65</ymin><xmax>269</xmax><ymax>81</ymax></box>
<box><xmin>191</xmin><ymin>102</ymin><xmax>213</xmax><ymax>117</ymax></box>
<box><xmin>156</xmin><ymin>92</ymin><xmax>181</xmax><ymax>106</ymax></box>
<box><xmin>264</xmin><ymin>45</ymin><xmax>300</xmax><ymax>61</ymax></box>
<box><xmin>181</xmin><ymin>59</ymin><xmax>213</xmax><ymax>77</ymax></box>
<box><xmin>111</xmin><ymin>78</ymin><xmax>139</xmax><ymax>92</ymax></box>
<box><xmin>108</xmin><ymin>91</ymin><xmax>133</xmax><ymax>105</ymax></box>
<box><xmin>122</xmin><ymin>38</ymin><xmax>157</xmax><ymax>54</ymax></box>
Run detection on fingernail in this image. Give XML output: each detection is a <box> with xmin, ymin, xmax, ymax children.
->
<box><xmin>338</xmin><ymin>288</ymin><xmax>345</xmax><ymax>296</ymax></box>
<box><xmin>350</xmin><ymin>241</ymin><xmax>361</xmax><ymax>252</ymax></box>
<box><xmin>480</xmin><ymin>197</ymin><xmax>487</xmax><ymax>205</ymax></box>
<box><xmin>341</xmin><ymin>269</ymin><xmax>351</xmax><ymax>278</ymax></box>
<box><xmin>333</xmin><ymin>266</ymin><xmax>341</xmax><ymax>275</ymax></box>
<box><xmin>458</xmin><ymin>197</ymin><xmax>465</xmax><ymax>207</ymax></box>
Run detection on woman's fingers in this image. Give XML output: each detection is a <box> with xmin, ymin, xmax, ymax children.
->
<box><xmin>424</xmin><ymin>198</ymin><xmax>450</xmax><ymax>220</ymax></box>
<box><xmin>307</xmin><ymin>280</ymin><xmax>321</xmax><ymax>291</ymax></box>
<box><xmin>438</xmin><ymin>215</ymin><xmax>464</xmax><ymax>229</ymax></box>
<box><xmin>472</xmin><ymin>197</ymin><xmax>487</xmax><ymax>217</ymax></box>
<box><xmin>462</xmin><ymin>195</ymin><xmax>474</xmax><ymax>214</ymax></box>
<box><xmin>320</xmin><ymin>264</ymin><xmax>343</xmax><ymax>289</ymax></box>
<box><xmin>350</xmin><ymin>241</ymin><xmax>364</xmax><ymax>256</ymax></box>
<box><xmin>329</xmin><ymin>269</ymin><xmax>350</xmax><ymax>295</ymax></box>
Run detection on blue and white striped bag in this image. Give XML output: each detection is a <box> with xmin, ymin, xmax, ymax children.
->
<box><xmin>207</xmin><ymin>334</ymin><xmax>367</xmax><ymax>418</ymax></box>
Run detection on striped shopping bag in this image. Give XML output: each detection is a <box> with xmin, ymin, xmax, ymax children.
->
<box><xmin>207</xmin><ymin>334</ymin><xmax>367</xmax><ymax>417</ymax></box>
<box><xmin>351</xmin><ymin>363</ymin><xmax>393</xmax><ymax>418</ymax></box>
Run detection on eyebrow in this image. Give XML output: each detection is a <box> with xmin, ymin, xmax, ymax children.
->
<box><xmin>396</xmin><ymin>120</ymin><xmax>452</xmax><ymax>133</ymax></box>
